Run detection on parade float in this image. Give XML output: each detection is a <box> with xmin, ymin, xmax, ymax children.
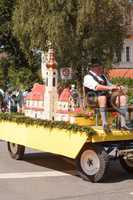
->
<box><xmin>0</xmin><ymin>47</ymin><xmax>133</xmax><ymax>183</ymax></box>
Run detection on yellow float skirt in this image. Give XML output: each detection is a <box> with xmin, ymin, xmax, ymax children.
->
<box><xmin>0</xmin><ymin>121</ymin><xmax>133</xmax><ymax>159</ymax></box>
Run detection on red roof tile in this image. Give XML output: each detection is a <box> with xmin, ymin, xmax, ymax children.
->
<box><xmin>59</xmin><ymin>88</ymin><xmax>71</xmax><ymax>102</ymax></box>
<box><xmin>109</xmin><ymin>69</ymin><xmax>133</xmax><ymax>79</ymax></box>
<box><xmin>26</xmin><ymin>83</ymin><xmax>44</xmax><ymax>101</ymax></box>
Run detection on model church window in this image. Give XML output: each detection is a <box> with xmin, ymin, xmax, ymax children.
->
<box><xmin>53</xmin><ymin>77</ymin><xmax>56</xmax><ymax>87</ymax></box>
<box><xmin>46</xmin><ymin>78</ymin><xmax>48</xmax><ymax>86</ymax></box>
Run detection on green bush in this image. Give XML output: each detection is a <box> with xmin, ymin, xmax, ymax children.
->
<box><xmin>111</xmin><ymin>77</ymin><xmax>133</xmax><ymax>87</ymax></box>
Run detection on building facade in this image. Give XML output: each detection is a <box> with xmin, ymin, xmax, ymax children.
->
<box><xmin>117</xmin><ymin>2</ymin><xmax>133</xmax><ymax>68</ymax></box>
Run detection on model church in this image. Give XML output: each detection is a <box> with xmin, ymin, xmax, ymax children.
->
<box><xmin>24</xmin><ymin>48</ymin><xmax>81</xmax><ymax>123</ymax></box>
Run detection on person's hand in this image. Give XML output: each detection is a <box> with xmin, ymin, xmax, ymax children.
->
<box><xmin>117</xmin><ymin>85</ymin><xmax>127</xmax><ymax>94</ymax></box>
<box><xmin>118</xmin><ymin>85</ymin><xmax>125</xmax><ymax>90</ymax></box>
<box><xmin>110</xmin><ymin>85</ymin><xmax>127</xmax><ymax>95</ymax></box>
<box><xmin>109</xmin><ymin>85</ymin><xmax>118</xmax><ymax>91</ymax></box>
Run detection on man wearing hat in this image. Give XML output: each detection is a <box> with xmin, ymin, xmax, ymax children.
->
<box><xmin>83</xmin><ymin>58</ymin><xmax>133</xmax><ymax>133</ymax></box>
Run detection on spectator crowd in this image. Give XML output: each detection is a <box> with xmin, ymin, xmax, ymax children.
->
<box><xmin>0</xmin><ymin>88</ymin><xmax>28</xmax><ymax>113</ymax></box>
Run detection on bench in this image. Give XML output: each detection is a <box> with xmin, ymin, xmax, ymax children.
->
<box><xmin>95</xmin><ymin>105</ymin><xmax>133</xmax><ymax>127</ymax></box>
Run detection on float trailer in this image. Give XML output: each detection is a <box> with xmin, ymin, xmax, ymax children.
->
<box><xmin>0</xmin><ymin>118</ymin><xmax>133</xmax><ymax>183</ymax></box>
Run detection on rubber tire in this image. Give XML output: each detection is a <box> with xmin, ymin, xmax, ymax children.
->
<box><xmin>76</xmin><ymin>144</ymin><xmax>109</xmax><ymax>183</ymax></box>
<box><xmin>7</xmin><ymin>142</ymin><xmax>25</xmax><ymax>160</ymax></box>
<box><xmin>120</xmin><ymin>156</ymin><xmax>133</xmax><ymax>173</ymax></box>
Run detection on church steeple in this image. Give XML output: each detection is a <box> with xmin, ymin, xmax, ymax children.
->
<box><xmin>43</xmin><ymin>47</ymin><xmax>58</xmax><ymax>120</ymax></box>
<box><xmin>46</xmin><ymin>48</ymin><xmax>57</xmax><ymax>69</ymax></box>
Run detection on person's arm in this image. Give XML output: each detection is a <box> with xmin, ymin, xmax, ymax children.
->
<box><xmin>84</xmin><ymin>74</ymin><xmax>121</xmax><ymax>92</ymax></box>
<box><xmin>96</xmin><ymin>84</ymin><xmax>118</xmax><ymax>91</ymax></box>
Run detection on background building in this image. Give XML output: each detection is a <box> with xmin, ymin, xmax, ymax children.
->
<box><xmin>110</xmin><ymin>1</ymin><xmax>133</xmax><ymax>78</ymax></box>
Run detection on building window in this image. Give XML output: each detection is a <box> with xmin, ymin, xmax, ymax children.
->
<box><xmin>53</xmin><ymin>77</ymin><xmax>56</xmax><ymax>87</ymax></box>
<box><xmin>46</xmin><ymin>78</ymin><xmax>48</xmax><ymax>86</ymax></box>
<box><xmin>126</xmin><ymin>46</ymin><xmax>130</xmax><ymax>62</ymax></box>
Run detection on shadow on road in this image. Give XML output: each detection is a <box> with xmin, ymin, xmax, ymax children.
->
<box><xmin>104</xmin><ymin>160</ymin><xmax>133</xmax><ymax>183</ymax></box>
<box><xmin>23</xmin><ymin>152</ymin><xmax>75</xmax><ymax>171</ymax></box>
<box><xmin>23</xmin><ymin>152</ymin><xmax>133</xmax><ymax>183</ymax></box>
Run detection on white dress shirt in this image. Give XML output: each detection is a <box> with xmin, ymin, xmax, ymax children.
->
<box><xmin>83</xmin><ymin>71</ymin><xmax>111</xmax><ymax>91</ymax></box>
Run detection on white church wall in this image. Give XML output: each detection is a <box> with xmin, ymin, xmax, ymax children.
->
<box><xmin>55</xmin><ymin>113</ymin><xmax>70</xmax><ymax>122</ymax></box>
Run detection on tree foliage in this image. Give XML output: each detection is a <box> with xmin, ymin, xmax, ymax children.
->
<box><xmin>0</xmin><ymin>0</ymin><xmax>28</xmax><ymax>66</ymax></box>
<box><xmin>0</xmin><ymin>0</ymin><xmax>15</xmax><ymax>48</ymax></box>
<box><xmin>0</xmin><ymin>0</ymin><xmax>41</xmax><ymax>90</ymax></box>
<box><xmin>0</xmin><ymin>57</ymin><xmax>34</xmax><ymax>90</ymax></box>
<box><xmin>12</xmin><ymin>0</ymin><xmax>128</xmax><ymax>84</ymax></box>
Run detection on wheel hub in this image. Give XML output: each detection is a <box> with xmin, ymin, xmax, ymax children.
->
<box><xmin>80</xmin><ymin>149</ymin><xmax>100</xmax><ymax>176</ymax></box>
<box><xmin>87</xmin><ymin>159</ymin><xmax>93</xmax><ymax>167</ymax></box>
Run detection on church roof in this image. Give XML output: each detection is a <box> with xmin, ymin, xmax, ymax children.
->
<box><xmin>25</xmin><ymin>84</ymin><xmax>71</xmax><ymax>102</ymax></box>
<box><xmin>58</xmin><ymin>88</ymin><xmax>71</xmax><ymax>102</ymax></box>
<box><xmin>25</xmin><ymin>83</ymin><xmax>44</xmax><ymax>101</ymax></box>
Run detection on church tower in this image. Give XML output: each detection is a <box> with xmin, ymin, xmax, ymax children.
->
<box><xmin>43</xmin><ymin>48</ymin><xmax>58</xmax><ymax>120</ymax></box>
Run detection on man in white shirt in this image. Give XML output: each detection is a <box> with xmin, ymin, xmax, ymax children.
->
<box><xmin>83</xmin><ymin>59</ymin><xmax>133</xmax><ymax>132</ymax></box>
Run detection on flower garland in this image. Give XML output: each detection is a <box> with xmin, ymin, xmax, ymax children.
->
<box><xmin>0</xmin><ymin>113</ymin><xmax>96</xmax><ymax>136</ymax></box>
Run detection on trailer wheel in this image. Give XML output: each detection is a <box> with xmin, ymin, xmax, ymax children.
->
<box><xmin>120</xmin><ymin>155</ymin><xmax>133</xmax><ymax>173</ymax></box>
<box><xmin>7</xmin><ymin>142</ymin><xmax>25</xmax><ymax>160</ymax></box>
<box><xmin>76</xmin><ymin>144</ymin><xmax>109</xmax><ymax>183</ymax></box>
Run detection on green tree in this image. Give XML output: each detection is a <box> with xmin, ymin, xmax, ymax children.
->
<box><xmin>0</xmin><ymin>58</ymin><xmax>11</xmax><ymax>90</ymax></box>
<box><xmin>0</xmin><ymin>0</ymin><xmax>41</xmax><ymax>89</ymax></box>
<box><xmin>0</xmin><ymin>0</ymin><xmax>14</xmax><ymax>48</ymax></box>
<box><xmin>12</xmin><ymin>0</ymin><xmax>128</xmax><ymax>87</ymax></box>
<box><xmin>0</xmin><ymin>61</ymin><xmax>5</xmax><ymax>88</ymax></box>
<box><xmin>0</xmin><ymin>0</ymin><xmax>28</xmax><ymax>66</ymax></box>
<box><xmin>8</xmin><ymin>66</ymin><xmax>33</xmax><ymax>89</ymax></box>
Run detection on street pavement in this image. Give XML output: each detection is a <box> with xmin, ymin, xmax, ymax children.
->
<box><xmin>0</xmin><ymin>140</ymin><xmax>133</xmax><ymax>200</ymax></box>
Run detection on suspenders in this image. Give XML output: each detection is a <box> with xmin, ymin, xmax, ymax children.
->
<box><xmin>83</xmin><ymin>72</ymin><xmax>108</xmax><ymax>108</ymax></box>
<box><xmin>88</xmin><ymin>72</ymin><xmax>108</xmax><ymax>86</ymax></box>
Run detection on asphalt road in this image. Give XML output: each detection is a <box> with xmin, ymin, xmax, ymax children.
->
<box><xmin>0</xmin><ymin>140</ymin><xmax>133</xmax><ymax>200</ymax></box>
